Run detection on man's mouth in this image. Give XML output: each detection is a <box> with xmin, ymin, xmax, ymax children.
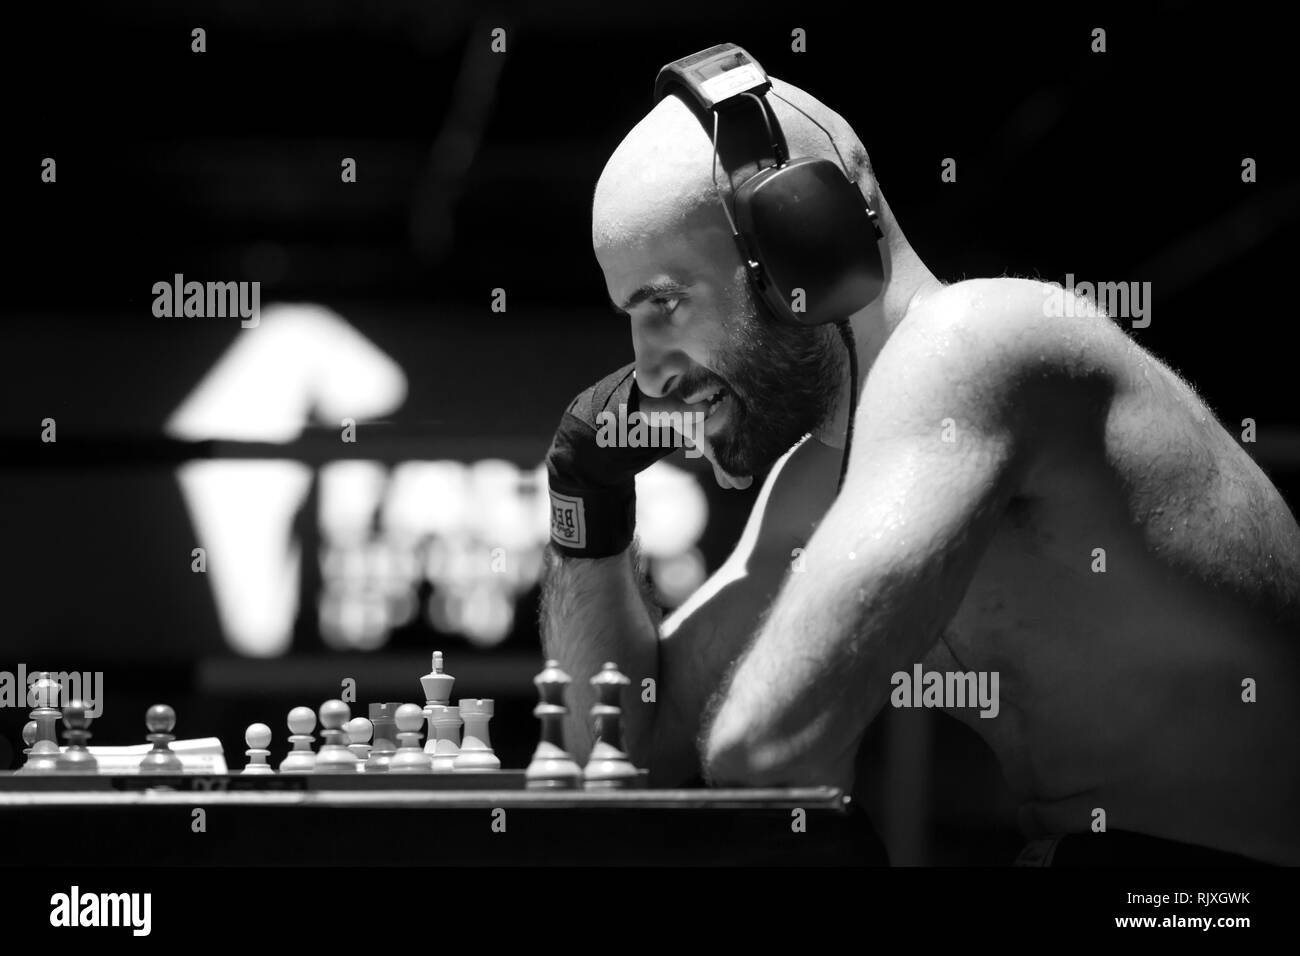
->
<box><xmin>702</xmin><ymin>385</ymin><xmax>731</xmax><ymax>420</ymax></box>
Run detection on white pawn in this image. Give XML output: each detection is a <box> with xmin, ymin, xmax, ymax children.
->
<box><xmin>389</xmin><ymin>703</ymin><xmax>433</xmax><ymax>773</ymax></box>
<box><xmin>315</xmin><ymin>700</ymin><xmax>359</xmax><ymax>773</ymax></box>
<box><xmin>345</xmin><ymin>717</ymin><xmax>373</xmax><ymax>771</ymax></box>
<box><xmin>279</xmin><ymin>706</ymin><xmax>318</xmax><ymax>773</ymax></box>
<box><xmin>242</xmin><ymin>723</ymin><xmax>274</xmax><ymax>775</ymax></box>
<box><xmin>454</xmin><ymin>699</ymin><xmax>501</xmax><ymax>770</ymax></box>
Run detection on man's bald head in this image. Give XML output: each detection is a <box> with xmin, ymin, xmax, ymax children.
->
<box><xmin>592</xmin><ymin>76</ymin><xmax>873</xmax><ymax>254</ymax></box>
<box><xmin>588</xmin><ymin>75</ymin><xmax>872</xmax><ymax>481</ymax></box>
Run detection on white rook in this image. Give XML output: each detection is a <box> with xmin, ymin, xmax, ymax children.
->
<box><xmin>454</xmin><ymin>699</ymin><xmax>501</xmax><ymax>770</ymax></box>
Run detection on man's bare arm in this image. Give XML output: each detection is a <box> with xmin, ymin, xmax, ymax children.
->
<box><xmin>539</xmin><ymin>547</ymin><xmax>660</xmax><ymax>767</ymax></box>
<box><xmin>540</xmin><ymin>439</ymin><xmax>838</xmax><ymax>784</ymax></box>
<box><xmin>703</xmin><ymin>281</ymin><xmax>1111</xmax><ymax>785</ymax></box>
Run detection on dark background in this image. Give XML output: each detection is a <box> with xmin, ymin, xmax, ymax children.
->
<box><xmin>0</xmin><ymin>1</ymin><xmax>1295</xmax><ymax>863</ymax></box>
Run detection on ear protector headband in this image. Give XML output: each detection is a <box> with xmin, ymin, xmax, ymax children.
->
<box><xmin>653</xmin><ymin>43</ymin><xmax>884</xmax><ymax>327</ymax></box>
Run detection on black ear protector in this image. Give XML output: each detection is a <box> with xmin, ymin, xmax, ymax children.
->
<box><xmin>653</xmin><ymin>43</ymin><xmax>880</xmax><ymax>491</ymax></box>
<box><xmin>653</xmin><ymin>43</ymin><xmax>884</xmax><ymax>327</ymax></box>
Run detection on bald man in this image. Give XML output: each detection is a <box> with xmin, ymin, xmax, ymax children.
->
<box><xmin>540</xmin><ymin>68</ymin><xmax>1300</xmax><ymax>866</ymax></box>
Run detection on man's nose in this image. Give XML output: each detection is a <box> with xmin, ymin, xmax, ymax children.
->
<box><xmin>631</xmin><ymin>321</ymin><xmax>688</xmax><ymax>399</ymax></box>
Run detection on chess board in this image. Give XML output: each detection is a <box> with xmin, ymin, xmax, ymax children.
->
<box><xmin>4</xmin><ymin>663</ymin><xmax>884</xmax><ymax>864</ymax></box>
<box><xmin>0</xmin><ymin>772</ymin><xmax>877</xmax><ymax>865</ymax></box>
<box><xmin>0</xmin><ymin>769</ymin><xmax>639</xmax><ymax>792</ymax></box>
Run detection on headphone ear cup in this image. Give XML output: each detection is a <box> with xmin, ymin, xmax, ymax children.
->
<box><xmin>734</xmin><ymin>158</ymin><xmax>884</xmax><ymax>326</ymax></box>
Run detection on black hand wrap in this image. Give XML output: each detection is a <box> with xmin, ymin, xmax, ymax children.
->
<box><xmin>545</xmin><ymin>363</ymin><xmax>676</xmax><ymax>558</ymax></box>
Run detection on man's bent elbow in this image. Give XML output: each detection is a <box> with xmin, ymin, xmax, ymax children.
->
<box><xmin>702</xmin><ymin>712</ymin><xmax>824</xmax><ymax>788</ymax></box>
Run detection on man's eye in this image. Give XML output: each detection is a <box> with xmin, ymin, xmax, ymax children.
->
<box><xmin>655</xmin><ymin>296</ymin><xmax>682</xmax><ymax>314</ymax></box>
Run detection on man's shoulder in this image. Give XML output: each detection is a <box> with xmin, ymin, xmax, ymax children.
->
<box><xmin>864</xmin><ymin>276</ymin><xmax>1132</xmax><ymax>434</ymax></box>
<box><xmin>890</xmin><ymin>276</ymin><xmax>1128</xmax><ymax>373</ymax></box>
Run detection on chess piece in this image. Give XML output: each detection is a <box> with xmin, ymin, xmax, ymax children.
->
<box><xmin>279</xmin><ymin>706</ymin><xmax>318</xmax><ymax>773</ymax></box>
<box><xmin>314</xmin><ymin>700</ymin><xmax>359</xmax><ymax>773</ymax></box>
<box><xmin>525</xmin><ymin>660</ymin><xmax>581</xmax><ymax>789</ymax></box>
<box><xmin>138</xmin><ymin>704</ymin><xmax>184</xmax><ymax>774</ymax></box>
<box><xmin>18</xmin><ymin>672</ymin><xmax>63</xmax><ymax>774</ymax></box>
<box><xmin>56</xmin><ymin>699</ymin><xmax>99</xmax><ymax>773</ymax></box>
<box><xmin>429</xmin><ymin>704</ymin><xmax>462</xmax><ymax>772</ymax></box>
<box><xmin>421</xmin><ymin>651</ymin><xmax>455</xmax><ymax>754</ymax></box>
<box><xmin>454</xmin><ymin>699</ymin><xmax>501</xmax><ymax>770</ymax></box>
<box><xmin>365</xmin><ymin>703</ymin><xmax>401</xmax><ymax>773</ymax></box>
<box><xmin>241</xmin><ymin>723</ymin><xmax>274</xmax><ymax>775</ymax></box>
<box><xmin>22</xmin><ymin>721</ymin><xmax>38</xmax><ymax>757</ymax></box>
<box><xmin>583</xmin><ymin>663</ymin><xmax>637</xmax><ymax>789</ymax></box>
<box><xmin>388</xmin><ymin>703</ymin><xmax>433</xmax><ymax>773</ymax></box>
<box><xmin>345</xmin><ymin>717</ymin><xmax>373</xmax><ymax>770</ymax></box>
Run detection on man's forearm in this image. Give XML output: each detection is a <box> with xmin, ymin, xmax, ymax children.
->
<box><xmin>539</xmin><ymin>545</ymin><xmax>661</xmax><ymax>765</ymax></box>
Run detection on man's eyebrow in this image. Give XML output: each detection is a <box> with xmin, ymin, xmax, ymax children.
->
<box><xmin>613</xmin><ymin>279</ymin><xmax>689</xmax><ymax>313</ymax></box>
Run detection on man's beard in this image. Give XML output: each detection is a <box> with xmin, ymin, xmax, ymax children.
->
<box><xmin>686</xmin><ymin>290</ymin><xmax>846</xmax><ymax>477</ymax></box>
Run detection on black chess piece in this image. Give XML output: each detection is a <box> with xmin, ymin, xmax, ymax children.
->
<box><xmin>56</xmin><ymin>699</ymin><xmax>99</xmax><ymax>773</ymax></box>
<box><xmin>138</xmin><ymin>704</ymin><xmax>183</xmax><ymax>774</ymax></box>
<box><xmin>18</xmin><ymin>672</ymin><xmax>63</xmax><ymax>774</ymax></box>
<box><xmin>525</xmin><ymin>660</ymin><xmax>581</xmax><ymax>789</ymax></box>
<box><xmin>583</xmin><ymin>663</ymin><xmax>637</xmax><ymax>789</ymax></box>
